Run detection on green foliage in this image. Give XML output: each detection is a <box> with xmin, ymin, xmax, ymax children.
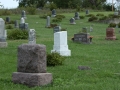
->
<box><xmin>55</xmin><ymin>15</ymin><xmax>65</xmax><ymax>19</ymax></box>
<box><xmin>86</xmin><ymin>14</ymin><xmax>95</xmax><ymax>17</ymax></box>
<box><xmin>108</xmin><ymin>23</ymin><xmax>116</xmax><ymax>27</ymax></box>
<box><xmin>47</xmin><ymin>52</ymin><xmax>65</xmax><ymax>66</ymax></box>
<box><xmin>103</xmin><ymin>3</ymin><xmax>116</xmax><ymax>11</ymax></box>
<box><xmin>99</xmin><ymin>16</ymin><xmax>108</xmax><ymax>20</ymax></box>
<box><xmin>26</xmin><ymin>6</ymin><xmax>36</xmax><ymax>15</ymax></box>
<box><xmin>49</xmin><ymin>3</ymin><xmax>57</xmax><ymax>11</ymax></box>
<box><xmin>88</xmin><ymin>16</ymin><xmax>98</xmax><ymax>22</ymax></box>
<box><xmin>96</xmin><ymin>13</ymin><xmax>104</xmax><ymax>16</ymax></box>
<box><xmin>0</xmin><ymin>9</ymin><xmax>12</xmax><ymax>16</ymax></box>
<box><xmin>52</xmin><ymin>18</ymin><xmax>62</xmax><ymax>23</ymax></box>
<box><xmin>5</xmin><ymin>20</ymin><xmax>15</xmax><ymax>24</ymax></box>
<box><xmin>6</xmin><ymin>25</ymin><xmax>13</xmax><ymax>29</ymax></box>
<box><xmin>8</xmin><ymin>29</ymin><xmax>28</xmax><ymax>40</ymax></box>
<box><xmin>79</xmin><ymin>16</ymin><xmax>85</xmax><ymax>19</ymax></box>
<box><xmin>118</xmin><ymin>22</ymin><xmax>120</xmax><ymax>28</ymax></box>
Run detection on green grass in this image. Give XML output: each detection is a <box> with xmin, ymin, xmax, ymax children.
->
<box><xmin>1</xmin><ymin>11</ymin><xmax>120</xmax><ymax>90</ymax></box>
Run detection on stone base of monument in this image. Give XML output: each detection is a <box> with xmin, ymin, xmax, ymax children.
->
<box><xmin>105</xmin><ymin>36</ymin><xmax>116</xmax><ymax>40</ymax></box>
<box><xmin>0</xmin><ymin>42</ymin><xmax>7</xmax><ymax>48</ymax></box>
<box><xmin>12</xmin><ymin>72</ymin><xmax>52</xmax><ymax>87</ymax></box>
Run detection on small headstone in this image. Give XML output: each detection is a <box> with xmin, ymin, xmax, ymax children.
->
<box><xmin>78</xmin><ymin>66</ymin><xmax>91</xmax><ymax>70</ymax></box>
<box><xmin>21</xmin><ymin>10</ymin><xmax>26</xmax><ymax>19</ymax></box>
<box><xmin>46</xmin><ymin>16</ymin><xmax>50</xmax><ymax>27</ymax></box>
<box><xmin>0</xmin><ymin>18</ymin><xmax>7</xmax><ymax>47</ymax></box>
<box><xmin>20</xmin><ymin>17</ymin><xmax>25</xmax><ymax>24</ymax></box>
<box><xmin>86</xmin><ymin>10</ymin><xmax>89</xmax><ymax>14</ymax></box>
<box><xmin>74</xmin><ymin>12</ymin><xmax>80</xmax><ymax>20</ymax></box>
<box><xmin>90</xmin><ymin>26</ymin><xmax>93</xmax><ymax>32</ymax></box>
<box><xmin>105</xmin><ymin>28</ymin><xmax>116</xmax><ymax>40</ymax></box>
<box><xmin>70</xmin><ymin>18</ymin><xmax>76</xmax><ymax>24</ymax></box>
<box><xmin>14</xmin><ymin>20</ymin><xmax>19</xmax><ymax>28</ymax></box>
<box><xmin>51</xmin><ymin>9</ymin><xmax>56</xmax><ymax>17</ymax></box>
<box><xmin>82</xmin><ymin>27</ymin><xmax>88</xmax><ymax>33</ymax></box>
<box><xmin>51</xmin><ymin>31</ymin><xmax>71</xmax><ymax>56</ymax></box>
<box><xmin>6</xmin><ymin>17</ymin><xmax>10</xmax><ymax>23</ymax></box>
<box><xmin>12</xmin><ymin>44</ymin><xmax>52</xmax><ymax>87</ymax></box>
<box><xmin>53</xmin><ymin>26</ymin><xmax>61</xmax><ymax>33</ymax></box>
<box><xmin>19</xmin><ymin>17</ymin><xmax>29</xmax><ymax>30</ymax></box>
<box><xmin>28</xmin><ymin>29</ymin><xmax>36</xmax><ymax>44</ymax></box>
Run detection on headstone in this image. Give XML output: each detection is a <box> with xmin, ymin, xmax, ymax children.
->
<box><xmin>90</xmin><ymin>26</ymin><xmax>93</xmax><ymax>32</ymax></box>
<box><xmin>51</xmin><ymin>31</ymin><xmax>71</xmax><ymax>56</ymax></box>
<box><xmin>70</xmin><ymin>18</ymin><xmax>76</xmax><ymax>24</ymax></box>
<box><xmin>20</xmin><ymin>17</ymin><xmax>25</xmax><ymax>24</ymax></box>
<box><xmin>21</xmin><ymin>10</ymin><xmax>26</xmax><ymax>19</ymax></box>
<box><xmin>0</xmin><ymin>18</ymin><xmax>7</xmax><ymax>47</ymax></box>
<box><xmin>53</xmin><ymin>26</ymin><xmax>61</xmax><ymax>33</ymax></box>
<box><xmin>46</xmin><ymin>16</ymin><xmax>50</xmax><ymax>27</ymax></box>
<box><xmin>6</xmin><ymin>17</ymin><xmax>10</xmax><ymax>23</ymax></box>
<box><xmin>12</xmin><ymin>44</ymin><xmax>53</xmax><ymax>87</ymax></box>
<box><xmin>51</xmin><ymin>9</ymin><xmax>56</xmax><ymax>17</ymax></box>
<box><xmin>19</xmin><ymin>17</ymin><xmax>29</xmax><ymax>30</ymax></box>
<box><xmin>105</xmin><ymin>28</ymin><xmax>116</xmax><ymax>40</ymax></box>
<box><xmin>73</xmin><ymin>33</ymin><xmax>91</xmax><ymax>44</ymax></box>
<box><xmin>28</xmin><ymin>29</ymin><xmax>36</xmax><ymax>44</ymax></box>
<box><xmin>86</xmin><ymin>10</ymin><xmax>89</xmax><ymax>14</ymax></box>
<box><xmin>74</xmin><ymin>12</ymin><xmax>80</xmax><ymax>20</ymax></box>
<box><xmin>14</xmin><ymin>20</ymin><xmax>19</xmax><ymax>28</ymax></box>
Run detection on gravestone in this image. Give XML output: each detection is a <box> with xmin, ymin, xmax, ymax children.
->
<box><xmin>74</xmin><ymin>12</ymin><xmax>80</xmax><ymax>20</ymax></box>
<box><xmin>19</xmin><ymin>17</ymin><xmax>29</xmax><ymax>30</ymax></box>
<box><xmin>51</xmin><ymin>9</ymin><xmax>56</xmax><ymax>17</ymax></box>
<box><xmin>6</xmin><ymin>17</ymin><xmax>10</xmax><ymax>23</ymax></box>
<box><xmin>0</xmin><ymin>18</ymin><xmax>7</xmax><ymax>47</ymax></box>
<box><xmin>21</xmin><ymin>10</ymin><xmax>26</xmax><ymax>19</ymax></box>
<box><xmin>14</xmin><ymin>20</ymin><xmax>19</xmax><ymax>28</ymax></box>
<box><xmin>46</xmin><ymin>16</ymin><xmax>50</xmax><ymax>27</ymax></box>
<box><xmin>90</xmin><ymin>25</ymin><xmax>93</xmax><ymax>32</ymax></box>
<box><xmin>53</xmin><ymin>26</ymin><xmax>61</xmax><ymax>33</ymax></box>
<box><xmin>28</xmin><ymin>29</ymin><xmax>36</xmax><ymax>44</ymax></box>
<box><xmin>51</xmin><ymin>31</ymin><xmax>71</xmax><ymax>56</ymax></box>
<box><xmin>74</xmin><ymin>33</ymin><xmax>90</xmax><ymax>44</ymax></box>
<box><xmin>70</xmin><ymin>18</ymin><xmax>76</xmax><ymax>24</ymax></box>
<box><xmin>105</xmin><ymin>28</ymin><xmax>116</xmax><ymax>40</ymax></box>
<box><xmin>114</xmin><ymin>11</ymin><xmax>118</xmax><ymax>15</ymax></box>
<box><xmin>12</xmin><ymin>44</ymin><xmax>53</xmax><ymax>87</ymax></box>
<box><xmin>82</xmin><ymin>27</ymin><xmax>88</xmax><ymax>33</ymax></box>
<box><xmin>86</xmin><ymin>10</ymin><xmax>89</xmax><ymax>15</ymax></box>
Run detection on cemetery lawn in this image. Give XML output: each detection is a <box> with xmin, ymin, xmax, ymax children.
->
<box><xmin>1</xmin><ymin>11</ymin><xmax>120</xmax><ymax>90</ymax></box>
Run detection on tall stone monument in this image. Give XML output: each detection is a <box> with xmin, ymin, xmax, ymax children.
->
<box><xmin>46</xmin><ymin>16</ymin><xmax>51</xmax><ymax>27</ymax></box>
<box><xmin>0</xmin><ymin>18</ymin><xmax>7</xmax><ymax>47</ymax></box>
<box><xmin>12</xmin><ymin>44</ymin><xmax>53</xmax><ymax>87</ymax></box>
<box><xmin>51</xmin><ymin>31</ymin><xmax>71</xmax><ymax>56</ymax></box>
<box><xmin>28</xmin><ymin>29</ymin><xmax>36</xmax><ymax>44</ymax></box>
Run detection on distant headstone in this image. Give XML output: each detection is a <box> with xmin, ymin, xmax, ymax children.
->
<box><xmin>20</xmin><ymin>17</ymin><xmax>25</xmax><ymax>24</ymax></box>
<box><xmin>19</xmin><ymin>17</ymin><xmax>29</xmax><ymax>30</ymax></box>
<box><xmin>51</xmin><ymin>9</ymin><xmax>56</xmax><ymax>17</ymax></box>
<box><xmin>74</xmin><ymin>33</ymin><xmax>91</xmax><ymax>44</ymax></box>
<box><xmin>74</xmin><ymin>12</ymin><xmax>80</xmax><ymax>20</ymax></box>
<box><xmin>51</xmin><ymin>31</ymin><xmax>71</xmax><ymax>56</ymax></box>
<box><xmin>12</xmin><ymin>44</ymin><xmax>52</xmax><ymax>87</ymax></box>
<box><xmin>105</xmin><ymin>28</ymin><xmax>116</xmax><ymax>40</ymax></box>
<box><xmin>14</xmin><ymin>20</ymin><xmax>19</xmax><ymax>28</ymax></box>
<box><xmin>46</xmin><ymin>16</ymin><xmax>50</xmax><ymax>27</ymax></box>
<box><xmin>28</xmin><ymin>29</ymin><xmax>36</xmax><ymax>44</ymax></box>
<box><xmin>0</xmin><ymin>18</ymin><xmax>7</xmax><ymax>47</ymax></box>
<box><xmin>70</xmin><ymin>18</ymin><xmax>76</xmax><ymax>24</ymax></box>
<box><xmin>86</xmin><ymin>10</ymin><xmax>89</xmax><ymax>14</ymax></box>
<box><xmin>6</xmin><ymin>17</ymin><xmax>10</xmax><ymax>23</ymax></box>
<box><xmin>90</xmin><ymin>26</ymin><xmax>93</xmax><ymax>32</ymax></box>
<box><xmin>53</xmin><ymin>26</ymin><xmax>61</xmax><ymax>33</ymax></box>
<box><xmin>21</xmin><ymin>10</ymin><xmax>26</xmax><ymax>19</ymax></box>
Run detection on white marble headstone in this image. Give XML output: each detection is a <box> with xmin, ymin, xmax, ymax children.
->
<box><xmin>46</xmin><ymin>16</ymin><xmax>50</xmax><ymax>27</ymax></box>
<box><xmin>20</xmin><ymin>17</ymin><xmax>25</xmax><ymax>24</ymax></box>
<box><xmin>51</xmin><ymin>31</ymin><xmax>71</xmax><ymax>56</ymax></box>
<box><xmin>28</xmin><ymin>29</ymin><xmax>36</xmax><ymax>44</ymax></box>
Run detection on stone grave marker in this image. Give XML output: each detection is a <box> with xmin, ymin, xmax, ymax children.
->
<box><xmin>105</xmin><ymin>28</ymin><xmax>116</xmax><ymax>40</ymax></box>
<box><xmin>51</xmin><ymin>9</ymin><xmax>56</xmax><ymax>17</ymax></box>
<box><xmin>90</xmin><ymin>25</ymin><xmax>93</xmax><ymax>32</ymax></box>
<box><xmin>74</xmin><ymin>12</ymin><xmax>80</xmax><ymax>20</ymax></box>
<box><xmin>6</xmin><ymin>17</ymin><xmax>10</xmax><ymax>23</ymax></box>
<box><xmin>0</xmin><ymin>18</ymin><xmax>7</xmax><ymax>47</ymax></box>
<box><xmin>82</xmin><ymin>27</ymin><xmax>88</xmax><ymax>33</ymax></box>
<box><xmin>86</xmin><ymin>10</ymin><xmax>89</xmax><ymax>14</ymax></box>
<box><xmin>14</xmin><ymin>20</ymin><xmax>19</xmax><ymax>28</ymax></box>
<box><xmin>28</xmin><ymin>29</ymin><xmax>36</xmax><ymax>44</ymax></box>
<box><xmin>19</xmin><ymin>17</ymin><xmax>29</xmax><ymax>30</ymax></box>
<box><xmin>53</xmin><ymin>26</ymin><xmax>61</xmax><ymax>33</ymax></box>
<box><xmin>21</xmin><ymin>10</ymin><xmax>26</xmax><ymax>19</ymax></box>
<box><xmin>51</xmin><ymin>31</ymin><xmax>71</xmax><ymax>56</ymax></box>
<box><xmin>12</xmin><ymin>44</ymin><xmax>53</xmax><ymax>87</ymax></box>
<box><xmin>70</xmin><ymin>18</ymin><xmax>76</xmax><ymax>24</ymax></box>
<box><xmin>46</xmin><ymin>16</ymin><xmax>50</xmax><ymax>27</ymax></box>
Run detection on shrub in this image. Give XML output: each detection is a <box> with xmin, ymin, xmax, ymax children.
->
<box><xmin>50</xmin><ymin>23</ymin><xmax>58</xmax><ymax>28</ymax></box>
<box><xmin>86</xmin><ymin>14</ymin><xmax>95</xmax><ymax>17</ymax></box>
<box><xmin>52</xmin><ymin>18</ymin><xmax>62</xmax><ymax>23</ymax></box>
<box><xmin>96</xmin><ymin>13</ymin><xmax>104</xmax><ymax>16</ymax></box>
<box><xmin>26</xmin><ymin>6</ymin><xmax>36</xmax><ymax>15</ymax></box>
<box><xmin>79</xmin><ymin>16</ymin><xmax>85</xmax><ymax>19</ymax></box>
<box><xmin>108</xmin><ymin>23</ymin><xmax>116</xmax><ymax>28</ymax></box>
<box><xmin>99</xmin><ymin>16</ymin><xmax>108</xmax><ymax>21</ymax></box>
<box><xmin>6</xmin><ymin>25</ymin><xmax>13</xmax><ymax>29</ymax></box>
<box><xmin>88</xmin><ymin>16</ymin><xmax>98</xmax><ymax>22</ymax></box>
<box><xmin>55</xmin><ymin>15</ymin><xmax>65</xmax><ymax>19</ymax></box>
<box><xmin>0</xmin><ymin>9</ymin><xmax>12</xmax><ymax>16</ymax></box>
<box><xmin>8</xmin><ymin>29</ymin><xmax>28</xmax><ymax>40</ymax></box>
<box><xmin>47</xmin><ymin>52</ymin><xmax>65</xmax><ymax>66</ymax></box>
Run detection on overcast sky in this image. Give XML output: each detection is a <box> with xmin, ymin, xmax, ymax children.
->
<box><xmin>0</xmin><ymin>0</ymin><xmax>117</xmax><ymax>9</ymax></box>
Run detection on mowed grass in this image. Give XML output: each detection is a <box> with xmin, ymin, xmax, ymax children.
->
<box><xmin>1</xmin><ymin>11</ymin><xmax>120</xmax><ymax>90</ymax></box>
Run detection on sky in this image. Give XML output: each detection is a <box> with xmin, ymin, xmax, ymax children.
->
<box><xmin>0</xmin><ymin>0</ymin><xmax>118</xmax><ymax>9</ymax></box>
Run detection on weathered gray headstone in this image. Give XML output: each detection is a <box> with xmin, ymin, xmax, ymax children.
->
<box><xmin>51</xmin><ymin>9</ymin><xmax>56</xmax><ymax>17</ymax></box>
<box><xmin>70</xmin><ymin>18</ymin><xmax>76</xmax><ymax>24</ymax></box>
<box><xmin>21</xmin><ymin>10</ymin><xmax>26</xmax><ymax>19</ymax></box>
<box><xmin>12</xmin><ymin>44</ymin><xmax>53</xmax><ymax>87</ymax></box>
<box><xmin>90</xmin><ymin>26</ymin><xmax>93</xmax><ymax>32</ymax></box>
<box><xmin>86</xmin><ymin>10</ymin><xmax>89</xmax><ymax>14</ymax></box>
<box><xmin>28</xmin><ymin>29</ymin><xmax>36</xmax><ymax>44</ymax></box>
<box><xmin>6</xmin><ymin>17</ymin><xmax>10</xmax><ymax>23</ymax></box>
<box><xmin>14</xmin><ymin>20</ymin><xmax>19</xmax><ymax>28</ymax></box>
<box><xmin>0</xmin><ymin>18</ymin><xmax>7</xmax><ymax>47</ymax></box>
<box><xmin>82</xmin><ymin>27</ymin><xmax>88</xmax><ymax>33</ymax></box>
<box><xmin>53</xmin><ymin>26</ymin><xmax>61</xmax><ymax>33</ymax></box>
<box><xmin>46</xmin><ymin>16</ymin><xmax>50</xmax><ymax>27</ymax></box>
<box><xmin>74</xmin><ymin>12</ymin><xmax>80</xmax><ymax>20</ymax></box>
<box><xmin>19</xmin><ymin>17</ymin><xmax>29</xmax><ymax>30</ymax></box>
